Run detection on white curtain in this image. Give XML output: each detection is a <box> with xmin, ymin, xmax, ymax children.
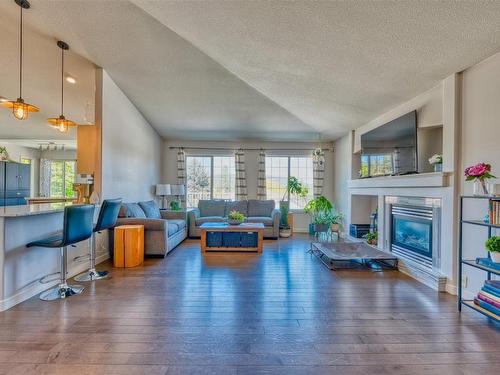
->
<box><xmin>257</xmin><ymin>150</ymin><xmax>267</xmax><ymax>200</ymax></box>
<box><xmin>235</xmin><ymin>149</ymin><xmax>247</xmax><ymax>200</ymax></box>
<box><xmin>313</xmin><ymin>150</ymin><xmax>325</xmax><ymax>198</ymax></box>
<box><xmin>177</xmin><ymin>149</ymin><xmax>186</xmax><ymax>208</ymax></box>
<box><xmin>39</xmin><ymin>158</ymin><xmax>51</xmax><ymax>197</ymax></box>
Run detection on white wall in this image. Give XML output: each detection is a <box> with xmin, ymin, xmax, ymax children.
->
<box><xmin>101</xmin><ymin>71</ymin><xmax>162</xmax><ymax>202</ymax></box>
<box><xmin>162</xmin><ymin>139</ymin><xmax>336</xmax><ymax>232</ymax></box>
<box><xmin>460</xmin><ymin>51</ymin><xmax>500</xmax><ymax>297</ymax></box>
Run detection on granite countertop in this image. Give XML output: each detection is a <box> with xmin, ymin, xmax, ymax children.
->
<box><xmin>0</xmin><ymin>203</ymin><xmax>73</xmax><ymax>218</ymax></box>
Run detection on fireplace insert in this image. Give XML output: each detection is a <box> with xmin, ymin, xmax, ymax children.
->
<box><xmin>391</xmin><ymin>205</ymin><xmax>433</xmax><ymax>259</ymax></box>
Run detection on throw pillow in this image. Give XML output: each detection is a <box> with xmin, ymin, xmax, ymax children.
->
<box><xmin>139</xmin><ymin>200</ymin><xmax>162</xmax><ymax>219</ymax></box>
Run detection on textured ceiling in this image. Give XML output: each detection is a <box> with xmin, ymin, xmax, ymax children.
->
<box><xmin>132</xmin><ymin>0</ymin><xmax>500</xmax><ymax>139</ymax></box>
<box><xmin>0</xmin><ymin>3</ymin><xmax>95</xmax><ymax>141</ymax></box>
<box><xmin>2</xmin><ymin>1</ymin><xmax>500</xmax><ymax>141</ymax></box>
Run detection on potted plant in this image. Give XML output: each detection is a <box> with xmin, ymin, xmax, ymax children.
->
<box><xmin>330</xmin><ymin>211</ymin><xmax>344</xmax><ymax>233</ymax></box>
<box><xmin>428</xmin><ymin>154</ymin><xmax>443</xmax><ymax>172</ymax></box>
<box><xmin>279</xmin><ymin>176</ymin><xmax>308</xmax><ymax>237</ymax></box>
<box><xmin>227</xmin><ymin>210</ymin><xmax>245</xmax><ymax>225</ymax></box>
<box><xmin>304</xmin><ymin>196</ymin><xmax>333</xmax><ymax>234</ymax></box>
<box><xmin>464</xmin><ymin>163</ymin><xmax>496</xmax><ymax>196</ymax></box>
<box><xmin>0</xmin><ymin>146</ymin><xmax>9</xmax><ymax>161</ymax></box>
<box><xmin>364</xmin><ymin>231</ymin><xmax>378</xmax><ymax>246</ymax></box>
<box><xmin>169</xmin><ymin>200</ymin><xmax>181</xmax><ymax>211</ymax></box>
<box><xmin>485</xmin><ymin>236</ymin><xmax>500</xmax><ymax>263</ymax></box>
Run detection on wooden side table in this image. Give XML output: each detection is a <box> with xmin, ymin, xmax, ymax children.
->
<box><xmin>114</xmin><ymin>225</ymin><xmax>144</xmax><ymax>267</ymax></box>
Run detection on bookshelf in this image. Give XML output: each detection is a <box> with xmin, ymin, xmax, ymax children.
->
<box><xmin>458</xmin><ymin>195</ymin><xmax>500</xmax><ymax>322</ymax></box>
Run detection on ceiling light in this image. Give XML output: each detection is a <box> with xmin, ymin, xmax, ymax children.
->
<box><xmin>0</xmin><ymin>96</ymin><xmax>9</xmax><ymax>103</ymax></box>
<box><xmin>1</xmin><ymin>0</ymin><xmax>39</xmax><ymax>120</ymax></box>
<box><xmin>48</xmin><ymin>41</ymin><xmax>77</xmax><ymax>133</ymax></box>
<box><xmin>66</xmin><ymin>76</ymin><xmax>76</xmax><ymax>84</ymax></box>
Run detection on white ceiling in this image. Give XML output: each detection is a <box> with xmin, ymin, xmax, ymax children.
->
<box><xmin>0</xmin><ymin>2</ymin><xmax>96</xmax><ymax>141</ymax></box>
<box><xmin>2</xmin><ymin>1</ymin><xmax>500</xmax><ymax>141</ymax></box>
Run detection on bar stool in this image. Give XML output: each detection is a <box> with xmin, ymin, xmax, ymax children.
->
<box><xmin>27</xmin><ymin>204</ymin><xmax>95</xmax><ymax>301</ymax></box>
<box><xmin>74</xmin><ymin>198</ymin><xmax>122</xmax><ymax>282</ymax></box>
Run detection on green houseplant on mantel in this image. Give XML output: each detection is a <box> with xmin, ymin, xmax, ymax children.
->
<box><xmin>485</xmin><ymin>236</ymin><xmax>500</xmax><ymax>263</ymax></box>
<box><xmin>279</xmin><ymin>177</ymin><xmax>308</xmax><ymax>238</ymax></box>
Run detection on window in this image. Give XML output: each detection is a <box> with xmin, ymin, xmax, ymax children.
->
<box><xmin>186</xmin><ymin>156</ymin><xmax>235</xmax><ymax>208</ymax></box>
<box><xmin>265</xmin><ymin>156</ymin><xmax>314</xmax><ymax>209</ymax></box>
<box><xmin>49</xmin><ymin>160</ymin><xmax>76</xmax><ymax>198</ymax></box>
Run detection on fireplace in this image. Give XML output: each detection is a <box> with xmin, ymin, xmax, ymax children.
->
<box><xmin>385</xmin><ymin>197</ymin><xmax>442</xmax><ymax>278</ymax></box>
<box><xmin>391</xmin><ymin>205</ymin><xmax>433</xmax><ymax>265</ymax></box>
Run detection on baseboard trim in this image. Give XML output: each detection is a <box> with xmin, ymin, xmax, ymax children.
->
<box><xmin>0</xmin><ymin>253</ymin><xmax>109</xmax><ymax>312</ymax></box>
<box><xmin>446</xmin><ymin>283</ymin><xmax>457</xmax><ymax>296</ymax></box>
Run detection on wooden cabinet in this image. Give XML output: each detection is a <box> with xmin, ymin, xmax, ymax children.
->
<box><xmin>114</xmin><ymin>225</ymin><xmax>145</xmax><ymax>267</ymax></box>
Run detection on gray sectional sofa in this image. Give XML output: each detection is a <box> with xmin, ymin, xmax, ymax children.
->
<box><xmin>114</xmin><ymin>201</ymin><xmax>187</xmax><ymax>257</ymax></box>
<box><xmin>188</xmin><ymin>199</ymin><xmax>280</xmax><ymax>239</ymax></box>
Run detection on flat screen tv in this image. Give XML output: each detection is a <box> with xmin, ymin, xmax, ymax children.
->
<box><xmin>360</xmin><ymin>110</ymin><xmax>417</xmax><ymax>178</ymax></box>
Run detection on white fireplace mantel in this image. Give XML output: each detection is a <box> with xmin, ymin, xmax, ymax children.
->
<box><xmin>348</xmin><ymin>172</ymin><xmax>450</xmax><ymax>189</ymax></box>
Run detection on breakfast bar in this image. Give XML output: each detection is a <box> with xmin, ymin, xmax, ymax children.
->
<box><xmin>0</xmin><ymin>203</ymin><xmax>109</xmax><ymax>311</ymax></box>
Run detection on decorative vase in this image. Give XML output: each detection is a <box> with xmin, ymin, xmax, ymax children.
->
<box><xmin>331</xmin><ymin>223</ymin><xmax>340</xmax><ymax>232</ymax></box>
<box><xmin>473</xmin><ymin>180</ymin><xmax>492</xmax><ymax>196</ymax></box>
<box><xmin>433</xmin><ymin>163</ymin><xmax>442</xmax><ymax>172</ymax></box>
<box><xmin>490</xmin><ymin>252</ymin><xmax>500</xmax><ymax>263</ymax></box>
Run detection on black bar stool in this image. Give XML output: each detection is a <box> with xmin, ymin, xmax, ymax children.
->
<box><xmin>27</xmin><ymin>205</ymin><xmax>95</xmax><ymax>301</ymax></box>
<box><xmin>74</xmin><ymin>198</ymin><xmax>122</xmax><ymax>282</ymax></box>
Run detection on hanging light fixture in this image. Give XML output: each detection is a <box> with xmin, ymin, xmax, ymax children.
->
<box><xmin>1</xmin><ymin>0</ymin><xmax>39</xmax><ymax>120</ymax></box>
<box><xmin>47</xmin><ymin>41</ymin><xmax>76</xmax><ymax>133</ymax></box>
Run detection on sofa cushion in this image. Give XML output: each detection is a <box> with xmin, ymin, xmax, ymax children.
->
<box><xmin>198</xmin><ymin>200</ymin><xmax>227</xmax><ymax>217</ymax></box>
<box><xmin>225</xmin><ymin>200</ymin><xmax>248</xmax><ymax>216</ymax></box>
<box><xmin>168</xmin><ymin>219</ymin><xmax>186</xmax><ymax>230</ymax></box>
<box><xmin>119</xmin><ymin>203</ymin><xmax>146</xmax><ymax>218</ymax></box>
<box><xmin>248</xmin><ymin>199</ymin><xmax>274</xmax><ymax>217</ymax></box>
<box><xmin>167</xmin><ymin>222</ymin><xmax>179</xmax><ymax>236</ymax></box>
<box><xmin>247</xmin><ymin>216</ymin><xmax>274</xmax><ymax>227</ymax></box>
<box><xmin>139</xmin><ymin>200</ymin><xmax>161</xmax><ymax>219</ymax></box>
<box><xmin>195</xmin><ymin>216</ymin><xmax>226</xmax><ymax>225</ymax></box>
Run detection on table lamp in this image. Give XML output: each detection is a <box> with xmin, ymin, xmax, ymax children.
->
<box><xmin>155</xmin><ymin>184</ymin><xmax>171</xmax><ymax>209</ymax></box>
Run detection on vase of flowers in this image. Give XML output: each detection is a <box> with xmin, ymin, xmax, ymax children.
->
<box><xmin>428</xmin><ymin>154</ymin><xmax>443</xmax><ymax>172</ymax></box>
<box><xmin>464</xmin><ymin>163</ymin><xmax>496</xmax><ymax>196</ymax></box>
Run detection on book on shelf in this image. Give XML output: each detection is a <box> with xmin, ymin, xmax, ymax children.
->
<box><xmin>479</xmin><ymin>289</ymin><xmax>500</xmax><ymax>304</ymax></box>
<box><xmin>482</xmin><ymin>285</ymin><xmax>500</xmax><ymax>298</ymax></box>
<box><xmin>485</xmin><ymin>280</ymin><xmax>500</xmax><ymax>290</ymax></box>
<box><xmin>474</xmin><ymin>297</ymin><xmax>500</xmax><ymax>316</ymax></box>
<box><xmin>477</xmin><ymin>292</ymin><xmax>500</xmax><ymax>308</ymax></box>
<box><xmin>488</xmin><ymin>199</ymin><xmax>500</xmax><ymax>225</ymax></box>
<box><xmin>475</xmin><ymin>257</ymin><xmax>500</xmax><ymax>271</ymax></box>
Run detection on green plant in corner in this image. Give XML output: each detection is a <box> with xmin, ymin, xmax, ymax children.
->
<box><xmin>485</xmin><ymin>236</ymin><xmax>500</xmax><ymax>262</ymax></box>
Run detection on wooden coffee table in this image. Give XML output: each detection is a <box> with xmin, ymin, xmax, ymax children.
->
<box><xmin>200</xmin><ymin>222</ymin><xmax>264</xmax><ymax>253</ymax></box>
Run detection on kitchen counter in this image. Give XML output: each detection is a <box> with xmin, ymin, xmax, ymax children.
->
<box><xmin>0</xmin><ymin>203</ymin><xmax>109</xmax><ymax>311</ymax></box>
<box><xmin>0</xmin><ymin>202</ymin><xmax>72</xmax><ymax>217</ymax></box>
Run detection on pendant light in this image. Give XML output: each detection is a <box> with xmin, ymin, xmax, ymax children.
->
<box><xmin>47</xmin><ymin>41</ymin><xmax>76</xmax><ymax>133</ymax></box>
<box><xmin>1</xmin><ymin>0</ymin><xmax>39</xmax><ymax>120</ymax></box>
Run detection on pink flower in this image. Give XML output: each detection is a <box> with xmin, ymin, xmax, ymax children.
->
<box><xmin>464</xmin><ymin>163</ymin><xmax>492</xmax><ymax>179</ymax></box>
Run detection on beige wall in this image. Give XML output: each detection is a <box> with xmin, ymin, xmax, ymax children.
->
<box><xmin>101</xmin><ymin>71</ymin><xmax>162</xmax><ymax>202</ymax></box>
<box><xmin>162</xmin><ymin>139</ymin><xmax>335</xmax><ymax>232</ymax></box>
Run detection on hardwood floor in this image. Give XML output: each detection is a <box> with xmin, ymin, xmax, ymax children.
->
<box><xmin>0</xmin><ymin>235</ymin><xmax>499</xmax><ymax>374</ymax></box>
